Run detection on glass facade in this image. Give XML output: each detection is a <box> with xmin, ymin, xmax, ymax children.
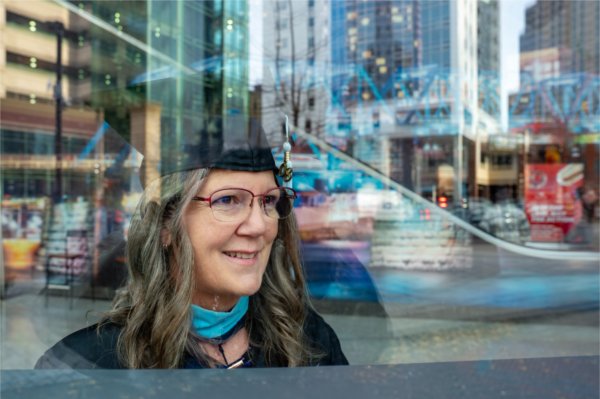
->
<box><xmin>1</xmin><ymin>0</ymin><xmax>598</xmax><ymax>394</ymax></box>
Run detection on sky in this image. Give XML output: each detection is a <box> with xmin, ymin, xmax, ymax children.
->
<box><xmin>248</xmin><ymin>0</ymin><xmax>263</xmax><ymax>85</ymax></box>
<box><xmin>501</xmin><ymin>0</ymin><xmax>536</xmax><ymax>93</ymax></box>
<box><xmin>500</xmin><ymin>0</ymin><xmax>537</xmax><ymax>128</ymax></box>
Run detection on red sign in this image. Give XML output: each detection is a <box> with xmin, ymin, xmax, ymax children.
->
<box><xmin>525</xmin><ymin>164</ymin><xmax>583</xmax><ymax>242</ymax></box>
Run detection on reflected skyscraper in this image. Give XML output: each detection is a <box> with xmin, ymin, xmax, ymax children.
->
<box><xmin>477</xmin><ymin>0</ymin><xmax>500</xmax><ymax>75</ymax></box>
<box><xmin>344</xmin><ymin>0</ymin><xmax>421</xmax><ymax>99</ymax></box>
<box><xmin>520</xmin><ymin>0</ymin><xmax>599</xmax><ymax>75</ymax></box>
<box><xmin>334</xmin><ymin>0</ymin><xmax>499</xmax><ymax>202</ymax></box>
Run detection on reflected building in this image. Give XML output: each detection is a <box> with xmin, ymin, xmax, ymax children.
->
<box><xmin>511</xmin><ymin>0</ymin><xmax>599</xmax><ymax>129</ymax></box>
<box><xmin>477</xmin><ymin>0</ymin><xmax>499</xmax><ymax>75</ymax></box>
<box><xmin>512</xmin><ymin>0</ymin><xmax>599</xmax><ymax>128</ymax></box>
<box><xmin>85</xmin><ymin>1</ymin><xmax>250</xmax><ymax>183</ymax></box>
<box><xmin>0</xmin><ymin>0</ymin><xmax>98</xmax><ymax>199</ymax></box>
<box><xmin>332</xmin><ymin>0</ymin><xmax>500</xmax><ymax>204</ymax></box>
<box><xmin>344</xmin><ymin>1</ymin><xmax>422</xmax><ymax>100</ymax></box>
<box><xmin>511</xmin><ymin>0</ymin><xmax>599</xmax><ymax>150</ymax></box>
<box><xmin>1</xmin><ymin>0</ymin><xmax>252</xmax><ymax>196</ymax></box>
<box><xmin>0</xmin><ymin>0</ymin><xmax>100</xmax><ymax>292</ymax></box>
<box><xmin>262</xmin><ymin>0</ymin><xmax>332</xmax><ymax>141</ymax></box>
<box><xmin>520</xmin><ymin>0</ymin><xmax>599</xmax><ymax>76</ymax></box>
<box><xmin>477</xmin><ymin>0</ymin><xmax>500</xmax><ymax>121</ymax></box>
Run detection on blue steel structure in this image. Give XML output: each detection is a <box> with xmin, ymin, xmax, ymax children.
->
<box><xmin>509</xmin><ymin>73</ymin><xmax>600</xmax><ymax>133</ymax></box>
<box><xmin>127</xmin><ymin>54</ymin><xmax>599</xmax><ymax>137</ymax></box>
<box><xmin>274</xmin><ymin>62</ymin><xmax>489</xmax><ymax>137</ymax></box>
<box><xmin>269</xmin><ymin>60</ymin><xmax>598</xmax><ymax>135</ymax></box>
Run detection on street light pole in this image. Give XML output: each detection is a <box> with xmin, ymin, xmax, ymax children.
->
<box><xmin>51</xmin><ymin>21</ymin><xmax>65</xmax><ymax>203</ymax></box>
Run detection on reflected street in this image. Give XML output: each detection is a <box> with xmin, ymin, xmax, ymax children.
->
<box><xmin>304</xmin><ymin>241</ymin><xmax>599</xmax><ymax>318</ymax></box>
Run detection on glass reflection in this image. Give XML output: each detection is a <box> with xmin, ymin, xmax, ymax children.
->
<box><xmin>0</xmin><ymin>0</ymin><xmax>598</xmax><ymax>378</ymax></box>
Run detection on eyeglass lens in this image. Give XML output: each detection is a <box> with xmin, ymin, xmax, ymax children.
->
<box><xmin>210</xmin><ymin>188</ymin><xmax>294</xmax><ymax>221</ymax></box>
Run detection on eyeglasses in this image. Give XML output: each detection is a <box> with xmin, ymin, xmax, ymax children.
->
<box><xmin>192</xmin><ymin>187</ymin><xmax>297</xmax><ymax>222</ymax></box>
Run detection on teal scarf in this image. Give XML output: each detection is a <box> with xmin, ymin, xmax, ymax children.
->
<box><xmin>190</xmin><ymin>296</ymin><xmax>249</xmax><ymax>340</ymax></box>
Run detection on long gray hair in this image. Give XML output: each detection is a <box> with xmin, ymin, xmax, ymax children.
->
<box><xmin>102</xmin><ymin>168</ymin><xmax>319</xmax><ymax>368</ymax></box>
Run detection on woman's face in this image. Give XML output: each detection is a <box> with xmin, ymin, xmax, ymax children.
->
<box><xmin>185</xmin><ymin>169</ymin><xmax>279</xmax><ymax>310</ymax></box>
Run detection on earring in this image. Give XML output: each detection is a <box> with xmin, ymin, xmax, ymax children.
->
<box><xmin>278</xmin><ymin>114</ymin><xmax>293</xmax><ymax>186</ymax></box>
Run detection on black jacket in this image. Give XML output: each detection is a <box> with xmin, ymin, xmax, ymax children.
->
<box><xmin>35</xmin><ymin>309</ymin><xmax>348</xmax><ymax>369</ymax></box>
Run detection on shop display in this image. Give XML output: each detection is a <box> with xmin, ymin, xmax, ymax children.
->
<box><xmin>42</xmin><ymin>200</ymin><xmax>93</xmax><ymax>296</ymax></box>
<box><xmin>1</xmin><ymin>198</ymin><xmax>46</xmax><ymax>274</ymax></box>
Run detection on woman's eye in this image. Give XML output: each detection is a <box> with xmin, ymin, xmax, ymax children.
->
<box><xmin>213</xmin><ymin>195</ymin><xmax>236</xmax><ymax>206</ymax></box>
<box><xmin>263</xmin><ymin>195</ymin><xmax>277</xmax><ymax>206</ymax></box>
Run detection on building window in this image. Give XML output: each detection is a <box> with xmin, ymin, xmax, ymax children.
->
<box><xmin>490</xmin><ymin>154</ymin><xmax>513</xmax><ymax>168</ymax></box>
<box><xmin>305</xmin><ymin>119</ymin><xmax>312</xmax><ymax>132</ymax></box>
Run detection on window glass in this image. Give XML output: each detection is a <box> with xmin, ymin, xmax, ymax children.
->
<box><xmin>1</xmin><ymin>0</ymin><xmax>598</xmax><ymax>395</ymax></box>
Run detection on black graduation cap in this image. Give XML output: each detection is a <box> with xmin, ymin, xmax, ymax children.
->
<box><xmin>137</xmin><ymin>113</ymin><xmax>278</xmax><ymax>188</ymax></box>
<box><xmin>163</xmin><ymin>114</ymin><xmax>276</xmax><ymax>175</ymax></box>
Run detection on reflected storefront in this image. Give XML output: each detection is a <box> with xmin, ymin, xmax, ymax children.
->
<box><xmin>0</xmin><ymin>0</ymin><xmax>599</xmax><ymax>395</ymax></box>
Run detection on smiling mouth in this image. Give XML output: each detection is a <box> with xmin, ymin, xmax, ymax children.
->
<box><xmin>223</xmin><ymin>251</ymin><xmax>258</xmax><ymax>260</ymax></box>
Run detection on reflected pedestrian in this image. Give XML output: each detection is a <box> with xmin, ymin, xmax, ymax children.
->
<box><xmin>582</xmin><ymin>188</ymin><xmax>598</xmax><ymax>224</ymax></box>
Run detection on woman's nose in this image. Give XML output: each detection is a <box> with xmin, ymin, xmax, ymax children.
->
<box><xmin>237</xmin><ymin>197</ymin><xmax>269</xmax><ymax>235</ymax></box>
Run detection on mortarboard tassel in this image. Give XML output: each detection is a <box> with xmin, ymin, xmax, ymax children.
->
<box><xmin>278</xmin><ymin>115</ymin><xmax>293</xmax><ymax>187</ymax></box>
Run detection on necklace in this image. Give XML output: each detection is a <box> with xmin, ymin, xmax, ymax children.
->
<box><xmin>216</xmin><ymin>344</ymin><xmax>253</xmax><ymax>369</ymax></box>
<box><xmin>203</xmin><ymin>321</ymin><xmax>253</xmax><ymax>369</ymax></box>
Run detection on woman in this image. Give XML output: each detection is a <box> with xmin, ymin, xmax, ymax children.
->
<box><xmin>35</xmin><ymin>119</ymin><xmax>348</xmax><ymax>369</ymax></box>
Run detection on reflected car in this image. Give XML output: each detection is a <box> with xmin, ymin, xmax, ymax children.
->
<box><xmin>452</xmin><ymin>198</ymin><xmax>530</xmax><ymax>244</ymax></box>
<box><xmin>479</xmin><ymin>200</ymin><xmax>531</xmax><ymax>244</ymax></box>
<box><xmin>451</xmin><ymin>197</ymin><xmax>493</xmax><ymax>228</ymax></box>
